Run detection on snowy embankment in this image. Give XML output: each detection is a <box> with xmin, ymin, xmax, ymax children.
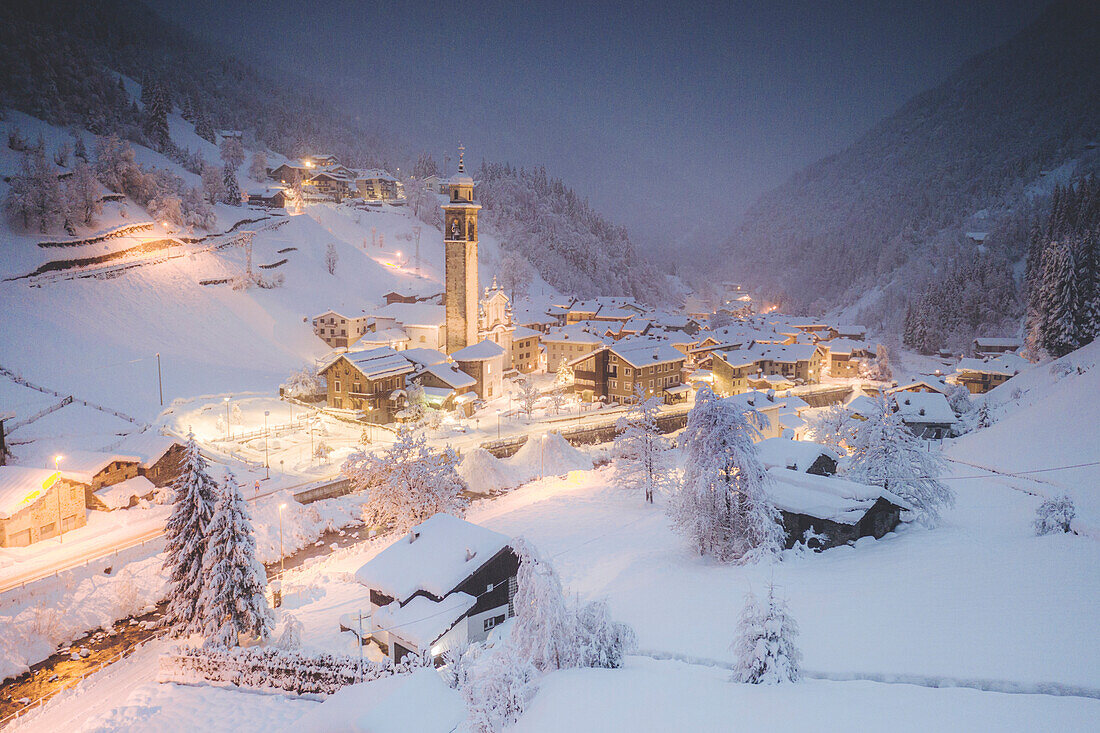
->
<box><xmin>946</xmin><ymin>340</ymin><xmax>1100</xmax><ymax>534</ymax></box>
<box><xmin>0</xmin><ymin>490</ymin><xmax>367</xmax><ymax>684</ymax></box>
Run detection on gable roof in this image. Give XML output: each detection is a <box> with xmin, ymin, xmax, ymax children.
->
<box><xmin>766</xmin><ymin>467</ymin><xmax>910</xmax><ymax>523</ymax></box>
<box><xmin>756</xmin><ymin>437</ymin><xmax>839</xmax><ymax>473</ymax></box>
<box><xmin>0</xmin><ymin>467</ymin><xmax>64</xmax><ymax>519</ymax></box>
<box><xmin>327</xmin><ymin>347</ymin><xmax>416</xmax><ymax>381</ymax></box>
<box><xmin>451</xmin><ymin>339</ymin><xmax>506</xmax><ymax>362</ymax></box>
<box><xmin>354</xmin><ymin>513</ymin><xmax>510</xmax><ymax>603</ymax></box>
<box><xmin>374</xmin><ymin>302</ymin><xmax>446</xmax><ymax>328</ymax></box>
<box><xmin>892</xmin><ymin>391</ymin><xmax>957</xmax><ymax>424</ymax></box>
<box><xmin>53</xmin><ymin>450</ymin><xmax>141</xmax><ymax>481</ymax></box>
<box><xmin>608</xmin><ymin>338</ymin><xmax>685</xmax><ymax>367</ymax></box>
<box><xmin>422</xmin><ymin>363</ymin><xmax>477</xmax><ymax>390</ymax></box>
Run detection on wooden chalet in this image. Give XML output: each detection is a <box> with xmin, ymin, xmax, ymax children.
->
<box><xmin>319</xmin><ymin>347</ymin><xmax>416</xmax><ymax>423</ymax></box>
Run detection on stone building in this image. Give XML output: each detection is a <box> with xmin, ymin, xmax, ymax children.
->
<box><xmin>451</xmin><ymin>340</ymin><xmax>506</xmax><ymax>401</ymax></box>
<box><xmin>0</xmin><ymin>467</ymin><xmax>88</xmax><ymax>547</ymax></box>
<box><xmin>319</xmin><ymin>347</ymin><xmax>415</xmax><ymax>423</ymax></box>
<box><xmin>313</xmin><ymin>310</ymin><xmax>372</xmax><ymax>349</ymax></box>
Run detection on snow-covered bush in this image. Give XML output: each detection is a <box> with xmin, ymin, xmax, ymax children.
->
<box><xmin>342</xmin><ymin>426</ymin><xmax>467</xmax><ymax>532</ymax></box>
<box><xmin>277</xmin><ymin>614</ymin><xmax>303</xmax><ymax>650</ymax></box>
<box><xmin>804</xmin><ymin>403</ymin><xmax>856</xmax><ymax>455</ymax></box>
<box><xmin>669</xmin><ymin>385</ymin><xmax>784</xmax><ymax>563</ymax></box>
<box><xmin>731</xmin><ymin>585</ymin><xmax>802</xmax><ymax>684</ymax></box>
<box><xmin>281</xmin><ymin>366</ymin><xmax>325</xmax><ymax>400</ymax></box>
<box><xmin>1034</xmin><ymin>495</ymin><xmax>1076</xmax><ymax>536</ymax></box>
<box><xmin>574</xmin><ymin>599</ymin><xmax>636</xmax><ymax>669</ymax></box>
<box><xmin>462</xmin><ymin>647</ymin><xmax>538</xmax><ymax>733</ymax></box>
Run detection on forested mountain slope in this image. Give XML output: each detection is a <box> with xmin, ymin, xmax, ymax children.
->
<box><xmin>724</xmin><ymin>1</ymin><xmax>1100</xmax><ymax>329</ymax></box>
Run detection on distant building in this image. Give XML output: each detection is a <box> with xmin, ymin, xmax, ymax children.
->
<box><xmin>313</xmin><ymin>310</ymin><xmax>372</xmax><ymax>349</ymax></box>
<box><xmin>245</xmin><ymin>187</ymin><xmax>292</xmax><ymax>209</ymax></box>
<box><xmin>949</xmin><ymin>354</ymin><xmax>1028</xmax><ymax>394</ymax></box>
<box><xmin>972</xmin><ymin>337</ymin><xmax>1023</xmax><ymax>358</ymax></box>
<box><xmin>511</xmin><ymin>326</ymin><xmax>542</xmax><ymax>374</ymax></box>
<box><xmin>568</xmin><ymin>338</ymin><xmax>686</xmax><ymax>405</ymax></box>
<box><xmin>0</xmin><ymin>467</ymin><xmax>88</xmax><ymax>547</ymax></box>
<box><xmin>373</xmin><ymin>302</ymin><xmax>447</xmax><ymax>351</ymax></box>
<box><xmin>891</xmin><ymin>392</ymin><xmax>957</xmax><ymax>439</ymax></box>
<box><xmin>542</xmin><ymin>325</ymin><xmax>606</xmax><ymax>374</ymax></box>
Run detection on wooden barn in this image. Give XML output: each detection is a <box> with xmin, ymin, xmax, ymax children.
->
<box><xmin>766</xmin><ymin>468</ymin><xmax>908</xmax><ymax>550</ymax></box>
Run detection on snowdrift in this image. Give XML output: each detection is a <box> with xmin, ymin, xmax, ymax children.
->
<box><xmin>457</xmin><ymin>448</ymin><xmax>522</xmax><ymax>494</ymax></box>
<box><xmin>506</xmin><ymin>432</ymin><xmax>593</xmax><ymax>482</ymax></box>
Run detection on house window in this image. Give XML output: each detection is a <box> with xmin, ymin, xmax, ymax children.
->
<box><xmin>335</xmin><ymin>380</ymin><xmax>341</xmax><ymax>392</ymax></box>
<box><xmin>483</xmin><ymin>614</ymin><xmax>506</xmax><ymax>632</ymax></box>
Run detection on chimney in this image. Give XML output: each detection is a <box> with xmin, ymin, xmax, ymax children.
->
<box><xmin>465</xmin><ymin>548</ymin><xmax>476</xmax><ymax>562</ymax></box>
<box><xmin>407</xmin><ymin>530</ymin><xmax>419</xmax><ymax>544</ymax></box>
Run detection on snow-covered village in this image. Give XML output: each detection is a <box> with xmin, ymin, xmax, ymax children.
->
<box><xmin>0</xmin><ymin>2</ymin><xmax>1098</xmax><ymax>731</ymax></box>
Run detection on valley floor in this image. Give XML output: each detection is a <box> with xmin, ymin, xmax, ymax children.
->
<box><xmin>12</xmin><ymin>450</ymin><xmax>1099</xmax><ymax>731</ymax></box>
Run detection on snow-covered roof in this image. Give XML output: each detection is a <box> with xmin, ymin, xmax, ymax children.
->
<box><xmin>354</xmin><ymin>513</ymin><xmax>511</xmax><ymax>603</ymax></box>
<box><xmin>955</xmin><ymin>354</ymin><xmax>1028</xmax><ymax>376</ymax></box>
<box><xmin>825</xmin><ymin>338</ymin><xmax>872</xmax><ymax>356</ymax></box>
<box><xmin>973</xmin><ymin>337</ymin><xmax>1022</xmax><ymax>349</ymax></box>
<box><xmin>401</xmin><ymin>348</ymin><xmax>447</xmax><ymax>367</ymax></box>
<box><xmin>845</xmin><ymin>393</ymin><xmax>880</xmax><ymax>417</ymax></box>
<box><xmin>374</xmin><ymin>592</ymin><xmax>477</xmax><ymax>649</ymax></box>
<box><xmin>891</xmin><ymin>378</ymin><xmax>951</xmax><ymax>395</ymax></box>
<box><xmin>96</xmin><ymin>475</ymin><xmax>155</xmax><ymax>509</ymax></box>
<box><xmin>766</xmin><ymin>468</ymin><xmax>909</xmax><ymax>523</ymax></box>
<box><xmin>892</xmin><ymin>392</ymin><xmax>957</xmax><ymax>425</ymax></box>
<box><xmin>745</xmin><ymin>342</ymin><xmax>821</xmax><ymax>364</ymax></box>
<box><xmin>423</xmin><ymin>363</ymin><xmax>477</xmax><ymax>390</ymax></box>
<box><xmin>110</xmin><ymin>431</ymin><xmax>181</xmax><ymax>468</ymax></box>
<box><xmin>374</xmin><ymin>302</ymin><xmax>446</xmax><ymax>328</ymax></box>
<box><xmin>541</xmin><ymin>325</ymin><xmax>606</xmax><ymax>345</ymax></box>
<box><xmin>756</xmin><ymin>437</ymin><xmax>839</xmax><ymax>473</ymax></box>
<box><xmin>451</xmin><ymin>339</ymin><xmax>506</xmax><ymax>362</ymax></box>
<box><xmin>512</xmin><ymin>325</ymin><xmax>541</xmax><ymax>340</ymax></box>
<box><xmin>336</xmin><ymin>347</ymin><xmax>416</xmax><ymax>381</ymax></box>
<box><xmin>608</xmin><ymin>338</ymin><xmax>685</xmax><ymax>367</ymax></box>
<box><xmin>0</xmin><ymin>467</ymin><xmax>63</xmax><ymax>519</ymax></box>
<box><xmin>52</xmin><ymin>450</ymin><xmax>142</xmax><ymax>481</ymax></box>
<box><xmin>356</xmin><ymin>327</ymin><xmax>411</xmax><ymax>347</ymax></box>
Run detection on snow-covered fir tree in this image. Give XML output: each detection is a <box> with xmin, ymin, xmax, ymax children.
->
<box><xmin>845</xmin><ymin>395</ymin><xmax>954</xmax><ymax>526</ymax></box>
<box><xmin>222</xmin><ymin>163</ymin><xmax>242</xmax><ymax>205</ymax></box>
<box><xmin>669</xmin><ymin>385</ymin><xmax>785</xmax><ymax>564</ymax></box>
<box><xmin>614</xmin><ymin>385</ymin><xmax>673</xmax><ymax>503</ymax></box>
<box><xmin>276</xmin><ymin>613</ymin><xmax>304</xmax><ymax>650</ymax></box>
<box><xmin>730</xmin><ymin>584</ymin><xmax>802</xmax><ymax>684</ymax></box>
<box><xmin>341</xmin><ymin>426</ymin><xmax>467</xmax><ymax>533</ymax></box>
<box><xmin>219</xmin><ymin>135</ymin><xmax>245</xmax><ymax>170</ymax></box>
<box><xmin>574</xmin><ymin>599</ymin><xmax>637</xmax><ymax>669</ymax></box>
<box><xmin>325</xmin><ymin>242</ymin><xmax>339</xmax><ymax>275</ymax></box>
<box><xmin>1034</xmin><ymin>495</ymin><xmax>1076</xmax><ymax>536</ymax></box>
<box><xmin>1037</xmin><ymin>241</ymin><xmax>1079</xmax><ymax>358</ymax></box>
<box><xmin>508</xmin><ymin>538</ymin><xmax>575</xmax><ymax>672</ymax></box>
<box><xmin>199</xmin><ymin>470</ymin><xmax>274</xmax><ymax>648</ymax></box>
<box><xmin>161</xmin><ymin>432</ymin><xmax>219</xmax><ymax>636</ymax></box>
<box><xmin>142</xmin><ymin>78</ymin><xmax>171</xmax><ymax>151</ymax></box>
<box><xmin>3</xmin><ymin>146</ymin><xmax>64</xmax><ymax>232</ymax></box>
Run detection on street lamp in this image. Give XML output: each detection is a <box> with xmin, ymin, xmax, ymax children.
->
<box><xmin>278</xmin><ymin>503</ymin><xmax>287</xmax><ymax>574</ymax></box>
<box><xmin>223</xmin><ymin>396</ymin><xmax>230</xmax><ymax>440</ymax></box>
<box><xmin>54</xmin><ymin>455</ymin><xmax>63</xmax><ymax>544</ymax></box>
<box><xmin>264</xmin><ymin>410</ymin><xmax>271</xmax><ymax>480</ymax></box>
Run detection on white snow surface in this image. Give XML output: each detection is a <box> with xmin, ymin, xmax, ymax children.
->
<box><xmin>289</xmin><ymin>669</ymin><xmax>463</xmax><ymax>733</ymax></box>
<box><xmin>505</xmin><ymin>432</ymin><xmax>593</xmax><ymax>483</ymax></box>
<box><xmin>457</xmin><ymin>448</ymin><xmax>522</xmax><ymax>494</ymax></box>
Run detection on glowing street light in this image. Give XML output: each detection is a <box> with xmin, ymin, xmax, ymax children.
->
<box><xmin>264</xmin><ymin>410</ymin><xmax>271</xmax><ymax>480</ymax></box>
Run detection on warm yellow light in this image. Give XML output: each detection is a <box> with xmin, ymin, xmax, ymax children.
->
<box><xmin>279</xmin><ymin>503</ymin><xmax>287</xmax><ymax>511</ymax></box>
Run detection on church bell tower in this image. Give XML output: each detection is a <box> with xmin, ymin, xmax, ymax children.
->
<box><xmin>443</xmin><ymin>146</ymin><xmax>481</xmax><ymax>353</ymax></box>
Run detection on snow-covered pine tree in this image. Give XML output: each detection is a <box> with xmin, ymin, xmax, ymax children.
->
<box><xmin>194</xmin><ymin>112</ymin><xmax>216</xmax><ymax>145</ymax></box>
<box><xmin>614</xmin><ymin>384</ymin><xmax>672</xmax><ymax>503</ymax></box>
<box><xmin>143</xmin><ymin>80</ymin><xmax>171</xmax><ymax>151</ymax></box>
<box><xmin>1038</xmin><ymin>241</ymin><xmax>1079</xmax><ymax>358</ymax></box>
<box><xmin>1034</xmin><ymin>495</ymin><xmax>1076</xmax><ymax>536</ymax></box>
<box><xmin>669</xmin><ymin>385</ymin><xmax>785</xmax><ymax>564</ymax></box>
<box><xmin>199</xmin><ymin>470</ymin><xmax>274</xmax><ymax>648</ymax></box>
<box><xmin>161</xmin><ymin>432</ymin><xmax>219</xmax><ymax>636</ymax></box>
<box><xmin>508</xmin><ymin>538</ymin><xmax>575</xmax><ymax>672</ymax></box>
<box><xmin>574</xmin><ymin>599</ymin><xmax>637</xmax><ymax>669</ymax></box>
<box><xmin>554</xmin><ymin>356</ymin><xmax>574</xmax><ymax>389</ymax></box>
<box><xmin>947</xmin><ymin>384</ymin><xmax>973</xmax><ymax>416</ymax></box>
<box><xmin>845</xmin><ymin>395</ymin><xmax>954</xmax><ymax>526</ymax></box>
<box><xmin>1072</xmin><ymin>232</ymin><xmax>1100</xmax><ymax>344</ymax></box>
<box><xmin>276</xmin><ymin>613</ymin><xmax>304</xmax><ymax>650</ymax></box>
<box><xmin>200</xmin><ymin>468</ymin><xmax>272</xmax><ymax>647</ymax></box>
<box><xmin>730</xmin><ymin>584</ymin><xmax>802</xmax><ymax>684</ymax></box>
<box><xmin>325</xmin><ymin>242</ymin><xmax>339</xmax><ymax>275</ymax></box>
<box><xmin>222</xmin><ymin>163</ymin><xmax>241</xmax><ymax>206</ymax></box>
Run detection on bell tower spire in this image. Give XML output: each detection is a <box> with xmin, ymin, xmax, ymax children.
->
<box><xmin>443</xmin><ymin>145</ymin><xmax>481</xmax><ymax>354</ymax></box>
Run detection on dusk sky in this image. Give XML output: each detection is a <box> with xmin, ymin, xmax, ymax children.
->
<box><xmin>149</xmin><ymin>0</ymin><xmax>1048</xmax><ymax>252</ymax></box>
